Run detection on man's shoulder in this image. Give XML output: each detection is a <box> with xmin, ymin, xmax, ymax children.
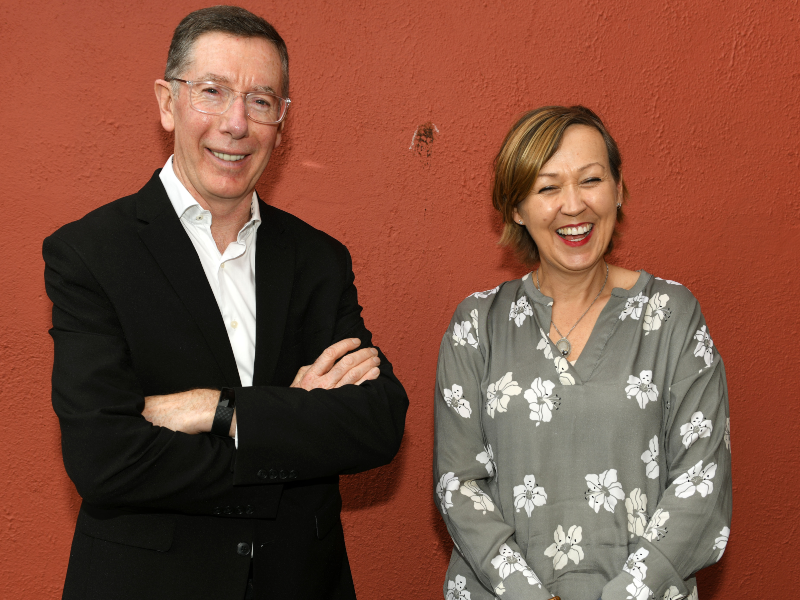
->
<box><xmin>260</xmin><ymin>202</ymin><xmax>349</xmax><ymax>259</ymax></box>
<box><xmin>46</xmin><ymin>171</ymin><xmax>162</xmax><ymax>247</ymax></box>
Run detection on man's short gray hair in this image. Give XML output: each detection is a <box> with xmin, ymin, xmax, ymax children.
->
<box><xmin>165</xmin><ymin>5</ymin><xmax>289</xmax><ymax>97</ymax></box>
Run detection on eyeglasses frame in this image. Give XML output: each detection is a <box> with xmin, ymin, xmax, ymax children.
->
<box><xmin>167</xmin><ymin>78</ymin><xmax>291</xmax><ymax>125</ymax></box>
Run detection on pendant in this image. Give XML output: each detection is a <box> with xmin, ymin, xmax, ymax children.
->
<box><xmin>555</xmin><ymin>338</ymin><xmax>571</xmax><ymax>357</ymax></box>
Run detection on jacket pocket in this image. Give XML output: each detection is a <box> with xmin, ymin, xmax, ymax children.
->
<box><xmin>78</xmin><ymin>504</ymin><xmax>175</xmax><ymax>552</ymax></box>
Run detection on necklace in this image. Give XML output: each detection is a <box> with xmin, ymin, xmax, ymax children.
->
<box><xmin>535</xmin><ymin>263</ymin><xmax>609</xmax><ymax>358</ymax></box>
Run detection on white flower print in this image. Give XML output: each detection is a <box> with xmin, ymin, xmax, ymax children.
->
<box><xmin>436</xmin><ymin>472</ymin><xmax>460</xmax><ymax>514</ymax></box>
<box><xmin>675</xmin><ymin>460</ymin><xmax>717</xmax><ymax>498</ymax></box>
<box><xmin>553</xmin><ymin>355</ymin><xmax>575</xmax><ymax>385</ymax></box>
<box><xmin>519</xmin><ymin>563</ymin><xmax>542</xmax><ymax>587</ymax></box>
<box><xmin>471</xmin><ymin>285</ymin><xmax>499</xmax><ymax>299</ymax></box>
<box><xmin>626</xmin><ymin>578</ymin><xmax>652</xmax><ymax>600</ymax></box>
<box><xmin>620</xmin><ymin>293</ymin><xmax>649</xmax><ymax>321</ymax></box>
<box><xmin>625</xmin><ymin>370</ymin><xmax>659</xmax><ymax>409</ymax></box>
<box><xmin>494</xmin><ymin>581</ymin><xmax>505</xmax><ymax>596</ymax></box>
<box><xmin>509</xmin><ymin>296</ymin><xmax>533</xmax><ymax>327</ymax></box>
<box><xmin>585</xmin><ymin>469</ymin><xmax>625</xmax><ymax>513</ymax></box>
<box><xmin>459</xmin><ymin>480</ymin><xmax>495</xmax><ymax>515</ymax></box>
<box><xmin>443</xmin><ymin>384</ymin><xmax>472</xmax><ymax>418</ymax></box>
<box><xmin>452</xmin><ymin>321</ymin><xmax>478</xmax><ymax>350</ymax></box>
<box><xmin>485</xmin><ymin>372</ymin><xmax>522</xmax><ymax>418</ymax></box>
<box><xmin>688</xmin><ymin>586</ymin><xmax>698</xmax><ymax>600</ymax></box>
<box><xmin>714</xmin><ymin>526</ymin><xmax>730</xmax><ymax>560</ymax></box>
<box><xmin>679</xmin><ymin>412</ymin><xmax>713</xmax><ymax>449</ymax></box>
<box><xmin>641</xmin><ymin>435</ymin><xmax>659</xmax><ymax>479</ymax></box>
<box><xmin>643</xmin><ymin>293</ymin><xmax>671</xmax><ymax>335</ymax></box>
<box><xmin>446</xmin><ymin>575</ymin><xmax>471</xmax><ymax>600</ymax></box>
<box><xmin>544</xmin><ymin>525</ymin><xmax>584</xmax><ymax>570</ymax></box>
<box><xmin>662</xmin><ymin>586</ymin><xmax>683</xmax><ymax>600</ymax></box>
<box><xmin>476</xmin><ymin>444</ymin><xmax>496</xmax><ymax>477</ymax></box>
<box><xmin>655</xmin><ymin>277</ymin><xmax>682</xmax><ymax>286</ymax></box>
<box><xmin>490</xmin><ymin>544</ymin><xmax>527</xmax><ymax>579</ymax></box>
<box><xmin>642</xmin><ymin>508</ymin><xmax>670</xmax><ymax>541</ymax></box>
<box><xmin>536</xmin><ymin>327</ymin><xmax>554</xmax><ymax>359</ymax></box>
<box><xmin>626</xmin><ymin>488</ymin><xmax>649</xmax><ymax>539</ymax></box>
<box><xmin>724</xmin><ymin>417</ymin><xmax>730</xmax><ymax>451</ymax></box>
<box><xmin>623</xmin><ymin>548</ymin><xmax>649</xmax><ymax>580</ymax></box>
<box><xmin>693</xmin><ymin>325</ymin><xmax>714</xmax><ymax>368</ymax></box>
<box><xmin>513</xmin><ymin>474</ymin><xmax>547</xmax><ymax>517</ymax></box>
<box><xmin>524</xmin><ymin>377</ymin><xmax>561</xmax><ymax>426</ymax></box>
<box><xmin>470</xmin><ymin>309</ymin><xmax>479</xmax><ymax>345</ymax></box>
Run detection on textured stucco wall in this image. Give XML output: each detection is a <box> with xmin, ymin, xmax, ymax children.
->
<box><xmin>1</xmin><ymin>0</ymin><xmax>799</xmax><ymax>597</ymax></box>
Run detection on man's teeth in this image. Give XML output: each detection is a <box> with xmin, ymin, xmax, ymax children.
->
<box><xmin>557</xmin><ymin>224</ymin><xmax>593</xmax><ymax>236</ymax></box>
<box><xmin>212</xmin><ymin>151</ymin><xmax>246</xmax><ymax>161</ymax></box>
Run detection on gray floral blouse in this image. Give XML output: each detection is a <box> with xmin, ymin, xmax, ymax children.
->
<box><xmin>434</xmin><ymin>271</ymin><xmax>731</xmax><ymax>600</ymax></box>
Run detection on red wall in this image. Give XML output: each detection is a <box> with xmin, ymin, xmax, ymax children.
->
<box><xmin>2</xmin><ymin>1</ymin><xmax>798</xmax><ymax>597</ymax></box>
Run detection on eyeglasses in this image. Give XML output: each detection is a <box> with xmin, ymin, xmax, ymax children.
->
<box><xmin>168</xmin><ymin>78</ymin><xmax>291</xmax><ymax>125</ymax></box>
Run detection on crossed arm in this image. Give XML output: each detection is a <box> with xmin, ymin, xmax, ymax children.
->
<box><xmin>142</xmin><ymin>338</ymin><xmax>382</xmax><ymax>436</ymax></box>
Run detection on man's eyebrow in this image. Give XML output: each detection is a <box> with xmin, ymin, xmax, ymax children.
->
<box><xmin>197</xmin><ymin>73</ymin><xmax>277</xmax><ymax>94</ymax></box>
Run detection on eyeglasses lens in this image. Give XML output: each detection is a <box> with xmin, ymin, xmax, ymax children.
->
<box><xmin>189</xmin><ymin>83</ymin><xmax>285</xmax><ymax>124</ymax></box>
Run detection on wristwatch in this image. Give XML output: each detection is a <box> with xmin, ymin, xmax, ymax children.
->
<box><xmin>211</xmin><ymin>387</ymin><xmax>236</xmax><ymax>437</ymax></box>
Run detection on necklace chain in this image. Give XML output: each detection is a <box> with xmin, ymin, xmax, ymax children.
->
<box><xmin>535</xmin><ymin>263</ymin><xmax>609</xmax><ymax>357</ymax></box>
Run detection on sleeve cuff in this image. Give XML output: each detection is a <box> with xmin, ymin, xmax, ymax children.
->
<box><xmin>234</xmin><ymin>422</ymin><xmax>238</xmax><ymax>449</ymax></box>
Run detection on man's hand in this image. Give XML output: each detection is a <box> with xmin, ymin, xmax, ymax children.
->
<box><xmin>142</xmin><ymin>339</ymin><xmax>378</xmax><ymax>435</ymax></box>
<box><xmin>291</xmin><ymin>338</ymin><xmax>380</xmax><ymax>391</ymax></box>
<box><xmin>143</xmin><ymin>388</ymin><xmax>220</xmax><ymax>435</ymax></box>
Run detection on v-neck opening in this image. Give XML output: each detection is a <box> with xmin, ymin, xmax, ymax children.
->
<box><xmin>521</xmin><ymin>270</ymin><xmax>651</xmax><ymax>384</ymax></box>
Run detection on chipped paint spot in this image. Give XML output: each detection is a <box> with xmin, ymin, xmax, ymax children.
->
<box><xmin>409</xmin><ymin>122</ymin><xmax>439</xmax><ymax>157</ymax></box>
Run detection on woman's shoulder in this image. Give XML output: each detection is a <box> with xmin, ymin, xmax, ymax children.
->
<box><xmin>453</xmin><ymin>276</ymin><xmax>529</xmax><ymax>315</ymax></box>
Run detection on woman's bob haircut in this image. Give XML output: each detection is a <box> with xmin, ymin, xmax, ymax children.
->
<box><xmin>492</xmin><ymin>105</ymin><xmax>629</xmax><ymax>265</ymax></box>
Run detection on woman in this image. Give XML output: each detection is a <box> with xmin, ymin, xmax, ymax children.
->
<box><xmin>434</xmin><ymin>106</ymin><xmax>731</xmax><ymax>600</ymax></box>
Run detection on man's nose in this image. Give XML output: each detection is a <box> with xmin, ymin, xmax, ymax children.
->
<box><xmin>220</xmin><ymin>94</ymin><xmax>249</xmax><ymax>138</ymax></box>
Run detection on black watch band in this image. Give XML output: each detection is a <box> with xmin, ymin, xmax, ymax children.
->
<box><xmin>211</xmin><ymin>387</ymin><xmax>236</xmax><ymax>437</ymax></box>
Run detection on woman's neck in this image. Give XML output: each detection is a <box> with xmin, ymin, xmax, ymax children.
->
<box><xmin>536</xmin><ymin>260</ymin><xmax>610</xmax><ymax>306</ymax></box>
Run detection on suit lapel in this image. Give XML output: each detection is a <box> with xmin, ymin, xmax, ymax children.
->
<box><xmin>135</xmin><ymin>172</ymin><xmax>241</xmax><ymax>387</ymax></box>
<box><xmin>252</xmin><ymin>201</ymin><xmax>295</xmax><ymax>385</ymax></box>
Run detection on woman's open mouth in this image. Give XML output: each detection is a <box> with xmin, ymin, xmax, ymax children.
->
<box><xmin>556</xmin><ymin>223</ymin><xmax>594</xmax><ymax>246</ymax></box>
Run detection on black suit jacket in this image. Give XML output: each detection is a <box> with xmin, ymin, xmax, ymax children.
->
<box><xmin>43</xmin><ymin>172</ymin><xmax>408</xmax><ymax>600</ymax></box>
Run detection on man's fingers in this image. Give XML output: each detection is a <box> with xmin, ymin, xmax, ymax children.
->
<box><xmin>306</xmin><ymin>338</ymin><xmax>361</xmax><ymax>376</ymax></box>
<box><xmin>333</xmin><ymin>356</ymin><xmax>380</xmax><ymax>388</ymax></box>
<box><xmin>290</xmin><ymin>365</ymin><xmax>311</xmax><ymax>388</ymax></box>
<box><xmin>353</xmin><ymin>366</ymin><xmax>381</xmax><ymax>387</ymax></box>
<box><xmin>325</xmin><ymin>348</ymin><xmax>377</xmax><ymax>387</ymax></box>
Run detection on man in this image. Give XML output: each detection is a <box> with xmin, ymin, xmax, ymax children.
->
<box><xmin>43</xmin><ymin>6</ymin><xmax>408</xmax><ymax>600</ymax></box>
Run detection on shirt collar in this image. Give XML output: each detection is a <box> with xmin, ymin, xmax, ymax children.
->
<box><xmin>159</xmin><ymin>155</ymin><xmax>261</xmax><ymax>231</ymax></box>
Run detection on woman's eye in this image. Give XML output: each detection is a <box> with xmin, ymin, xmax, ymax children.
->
<box><xmin>582</xmin><ymin>177</ymin><xmax>601</xmax><ymax>184</ymax></box>
<box><xmin>538</xmin><ymin>186</ymin><xmax>557</xmax><ymax>193</ymax></box>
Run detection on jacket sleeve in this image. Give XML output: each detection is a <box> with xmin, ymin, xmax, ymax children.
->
<box><xmin>602</xmin><ymin>301</ymin><xmax>732</xmax><ymax>600</ymax></box>
<box><xmin>232</xmin><ymin>246</ymin><xmax>408</xmax><ymax>484</ymax></box>
<box><xmin>434</xmin><ymin>298</ymin><xmax>554</xmax><ymax>600</ymax></box>
<box><xmin>44</xmin><ymin>232</ymin><xmax>407</xmax><ymax>514</ymax></box>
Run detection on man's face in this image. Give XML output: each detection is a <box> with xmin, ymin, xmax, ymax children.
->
<box><xmin>155</xmin><ymin>32</ymin><xmax>284</xmax><ymax>208</ymax></box>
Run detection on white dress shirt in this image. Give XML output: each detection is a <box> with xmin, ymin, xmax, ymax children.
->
<box><xmin>160</xmin><ymin>155</ymin><xmax>260</xmax><ymax>445</ymax></box>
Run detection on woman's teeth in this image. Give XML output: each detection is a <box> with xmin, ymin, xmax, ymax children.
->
<box><xmin>212</xmin><ymin>151</ymin><xmax>246</xmax><ymax>161</ymax></box>
<box><xmin>557</xmin><ymin>224</ymin><xmax>593</xmax><ymax>237</ymax></box>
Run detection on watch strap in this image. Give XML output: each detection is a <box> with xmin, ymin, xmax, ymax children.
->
<box><xmin>211</xmin><ymin>388</ymin><xmax>236</xmax><ymax>437</ymax></box>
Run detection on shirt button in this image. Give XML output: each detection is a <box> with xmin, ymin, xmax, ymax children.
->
<box><xmin>231</xmin><ymin>320</ymin><xmax>238</xmax><ymax>329</ymax></box>
<box><xmin>220</xmin><ymin>263</ymin><xmax>225</xmax><ymax>270</ymax></box>
<box><xmin>237</xmin><ymin>542</ymin><xmax>250</xmax><ymax>556</ymax></box>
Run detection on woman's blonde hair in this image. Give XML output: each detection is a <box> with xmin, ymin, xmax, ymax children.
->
<box><xmin>492</xmin><ymin>105</ymin><xmax>629</xmax><ymax>265</ymax></box>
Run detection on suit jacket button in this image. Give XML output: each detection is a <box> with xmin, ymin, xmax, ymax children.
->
<box><xmin>236</xmin><ymin>506</ymin><xmax>244</xmax><ymax>515</ymax></box>
<box><xmin>237</xmin><ymin>542</ymin><xmax>250</xmax><ymax>556</ymax></box>
<box><xmin>257</xmin><ymin>469</ymin><xmax>268</xmax><ymax>480</ymax></box>
<box><xmin>289</xmin><ymin>470</ymin><xmax>297</xmax><ymax>479</ymax></box>
<box><xmin>246</xmin><ymin>505</ymin><xmax>254</xmax><ymax>515</ymax></box>
<box><xmin>213</xmin><ymin>507</ymin><xmax>221</xmax><ymax>515</ymax></box>
<box><xmin>279</xmin><ymin>470</ymin><xmax>287</xmax><ymax>480</ymax></box>
<box><xmin>269</xmin><ymin>469</ymin><xmax>278</xmax><ymax>479</ymax></box>
<box><xmin>224</xmin><ymin>506</ymin><xmax>232</xmax><ymax>515</ymax></box>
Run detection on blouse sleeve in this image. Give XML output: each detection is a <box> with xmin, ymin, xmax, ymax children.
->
<box><xmin>602</xmin><ymin>300</ymin><xmax>732</xmax><ymax>600</ymax></box>
<box><xmin>434</xmin><ymin>299</ymin><xmax>555</xmax><ymax>600</ymax></box>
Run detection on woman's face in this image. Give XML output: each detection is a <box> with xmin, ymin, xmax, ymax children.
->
<box><xmin>513</xmin><ymin>125</ymin><xmax>622</xmax><ymax>275</ymax></box>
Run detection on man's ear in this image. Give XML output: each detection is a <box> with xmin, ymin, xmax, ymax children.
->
<box><xmin>154</xmin><ymin>79</ymin><xmax>175</xmax><ymax>133</ymax></box>
<box><xmin>274</xmin><ymin>119</ymin><xmax>284</xmax><ymax>149</ymax></box>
